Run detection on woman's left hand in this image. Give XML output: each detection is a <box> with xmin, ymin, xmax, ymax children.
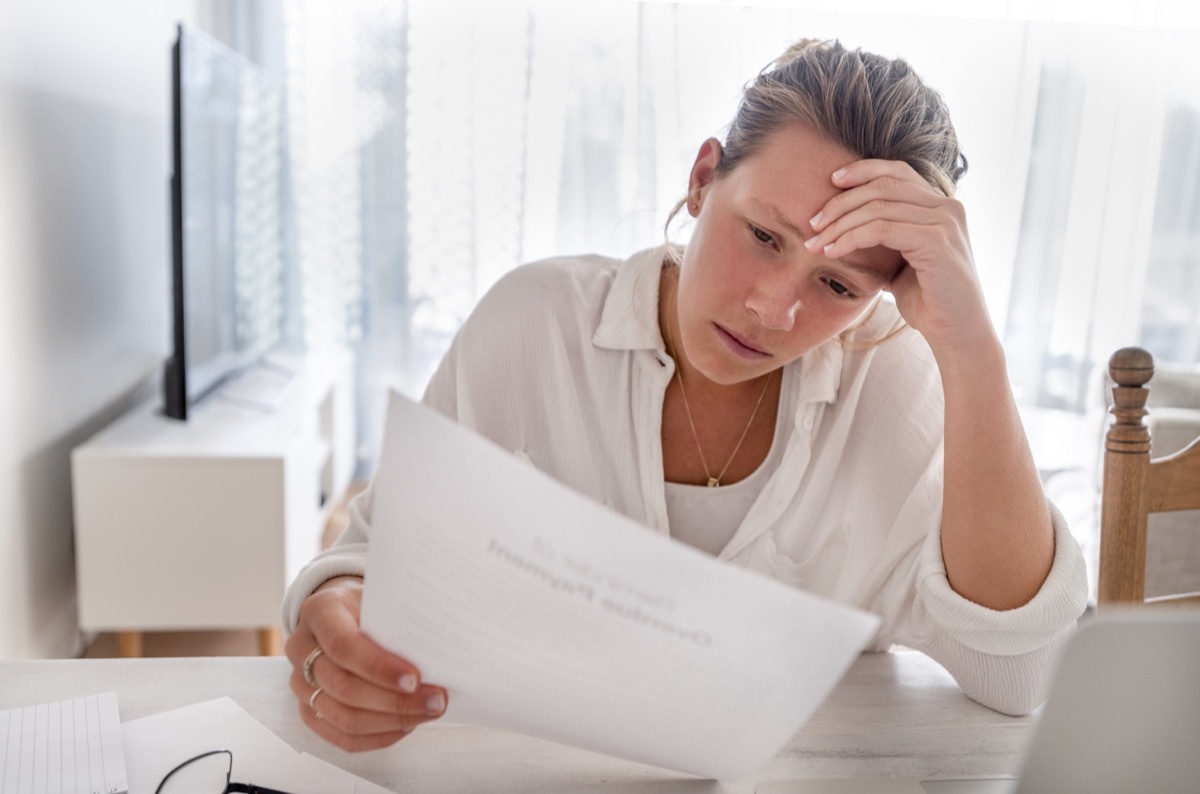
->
<box><xmin>806</xmin><ymin>159</ymin><xmax>991</xmax><ymax>360</ymax></box>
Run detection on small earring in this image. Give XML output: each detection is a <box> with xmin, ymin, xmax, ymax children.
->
<box><xmin>687</xmin><ymin>200</ymin><xmax>698</xmax><ymax>215</ymax></box>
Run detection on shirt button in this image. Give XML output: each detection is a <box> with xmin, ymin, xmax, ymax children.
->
<box><xmin>802</xmin><ymin>415</ymin><xmax>814</xmax><ymax>430</ymax></box>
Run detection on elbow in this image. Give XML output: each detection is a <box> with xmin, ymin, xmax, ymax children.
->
<box><xmin>924</xmin><ymin>626</ymin><xmax>1070</xmax><ymax>717</ymax></box>
<box><xmin>962</xmin><ymin>676</ymin><xmax>1045</xmax><ymax>717</ymax></box>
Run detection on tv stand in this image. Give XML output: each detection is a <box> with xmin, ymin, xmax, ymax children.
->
<box><xmin>215</xmin><ymin>359</ymin><xmax>298</xmax><ymax>412</ymax></box>
<box><xmin>71</xmin><ymin>349</ymin><xmax>355</xmax><ymax>656</ymax></box>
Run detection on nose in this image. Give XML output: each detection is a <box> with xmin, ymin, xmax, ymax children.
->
<box><xmin>745</xmin><ymin>278</ymin><xmax>801</xmax><ymax>331</ymax></box>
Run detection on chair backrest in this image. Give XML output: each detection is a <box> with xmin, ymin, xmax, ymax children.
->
<box><xmin>1098</xmin><ymin>347</ymin><xmax>1200</xmax><ymax>607</ymax></box>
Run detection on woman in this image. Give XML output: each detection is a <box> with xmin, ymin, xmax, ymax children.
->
<box><xmin>282</xmin><ymin>38</ymin><xmax>1089</xmax><ymax>752</ymax></box>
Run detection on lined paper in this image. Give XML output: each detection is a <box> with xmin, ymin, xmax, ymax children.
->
<box><xmin>0</xmin><ymin>693</ymin><xmax>127</xmax><ymax>794</ymax></box>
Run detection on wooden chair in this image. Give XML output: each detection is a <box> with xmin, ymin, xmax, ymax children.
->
<box><xmin>1098</xmin><ymin>347</ymin><xmax>1200</xmax><ymax>607</ymax></box>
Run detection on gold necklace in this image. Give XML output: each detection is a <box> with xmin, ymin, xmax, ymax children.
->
<box><xmin>664</xmin><ymin>293</ymin><xmax>774</xmax><ymax>488</ymax></box>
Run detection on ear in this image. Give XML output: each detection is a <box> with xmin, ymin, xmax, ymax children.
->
<box><xmin>686</xmin><ymin>138</ymin><xmax>724</xmax><ymax>215</ymax></box>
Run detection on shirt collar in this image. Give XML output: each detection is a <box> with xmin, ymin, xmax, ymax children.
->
<box><xmin>593</xmin><ymin>245</ymin><xmax>670</xmax><ymax>352</ymax></box>
<box><xmin>592</xmin><ymin>243</ymin><xmax>847</xmax><ymax>406</ymax></box>
<box><xmin>794</xmin><ymin>340</ymin><xmax>843</xmax><ymax>406</ymax></box>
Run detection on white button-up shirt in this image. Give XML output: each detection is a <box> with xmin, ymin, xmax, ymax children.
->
<box><xmin>284</xmin><ymin>245</ymin><xmax>1089</xmax><ymax>716</ymax></box>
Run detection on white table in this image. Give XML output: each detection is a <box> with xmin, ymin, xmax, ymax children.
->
<box><xmin>3</xmin><ymin>651</ymin><xmax>1031</xmax><ymax>792</ymax></box>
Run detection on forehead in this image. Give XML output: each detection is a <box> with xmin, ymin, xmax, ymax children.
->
<box><xmin>723</xmin><ymin>123</ymin><xmax>904</xmax><ymax>277</ymax></box>
<box><xmin>727</xmin><ymin>122</ymin><xmax>858</xmax><ymax>215</ymax></box>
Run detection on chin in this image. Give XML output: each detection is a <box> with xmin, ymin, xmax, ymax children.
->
<box><xmin>697</xmin><ymin>359</ymin><xmax>770</xmax><ymax>387</ymax></box>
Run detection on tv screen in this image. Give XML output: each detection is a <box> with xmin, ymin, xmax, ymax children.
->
<box><xmin>164</xmin><ymin>24</ymin><xmax>287</xmax><ymax>420</ymax></box>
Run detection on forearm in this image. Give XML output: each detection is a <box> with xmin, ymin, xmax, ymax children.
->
<box><xmin>936</xmin><ymin>334</ymin><xmax>1054</xmax><ymax>611</ymax></box>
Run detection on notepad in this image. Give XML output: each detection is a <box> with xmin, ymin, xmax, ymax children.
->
<box><xmin>0</xmin><ymin>692</ymin><xmax>128</xmax><ymax>794</ymax></box>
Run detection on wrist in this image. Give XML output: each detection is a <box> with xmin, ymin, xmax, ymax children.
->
<box><xmin>931</xmin><ymin>326</ymin><xmax>1005</xmax><ymax>383</ymax></box>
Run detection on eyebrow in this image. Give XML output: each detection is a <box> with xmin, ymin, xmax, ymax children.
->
<box><xmin>835</xmin><ymin>259</ymin><xmax>891</xmax><ymax>288</ymax></box>
<box><xmin>752</xmin><ymin>200</ymin><xmax>892</xmax><ymax>287</ymax></box>
<box><xmin>754</xmin><ymin>199</ymin><xmax>811</xmax><ymax>242</ymax></box>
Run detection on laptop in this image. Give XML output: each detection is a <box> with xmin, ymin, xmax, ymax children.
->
<box><xmin>758</xmin><ymin>611</ymin><xmax>1200</xmax><ymax>794</ymax></box>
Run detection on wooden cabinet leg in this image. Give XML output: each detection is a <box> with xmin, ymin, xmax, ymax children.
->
<box><xmin>117</xmin><ymin>631</ymin><xmax>143</xmax><ymax>658</ymax></box>
<box><xmin>258</xmin><ymin>627</ymin><xmax>283</xmax><ymax>656</ymax></box>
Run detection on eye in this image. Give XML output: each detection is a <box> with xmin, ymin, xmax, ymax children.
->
<box><xmin>822</xmin><ymin>277</ymin><xmax>859</xmax><ymax>300</ymax></box>
<box><xmin>748</xmin><ymin>224</ymin><xmax>777</xmax><ymax>248</ymax></box>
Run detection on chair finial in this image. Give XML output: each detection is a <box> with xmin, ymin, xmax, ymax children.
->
<box><xmin>1106</xmin><ymin>347</ymin><xmax>1153</xmax><ymax>456</ymax></box>
<box><xmin>1109</xmin><ymin>347</ymin><xmax>1154</xmax><ymax>389</ymax></box>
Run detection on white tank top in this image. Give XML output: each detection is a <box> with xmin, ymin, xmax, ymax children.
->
<box><xmin>664</xmin><ymin>404</ymin><xmax>788</xmax><ymax>556</ymax></box>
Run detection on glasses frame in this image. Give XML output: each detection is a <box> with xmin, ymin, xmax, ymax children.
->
<box><xmin>154</xmin><ymin>748</ymin><xmax>295</xmax><ymax>794</ymax></box>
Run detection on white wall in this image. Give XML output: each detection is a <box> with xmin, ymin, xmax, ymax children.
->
<box><xmin>0</xmin><ymin>1</ymin><xmax>195</xmax><ymax>658</ymax></box>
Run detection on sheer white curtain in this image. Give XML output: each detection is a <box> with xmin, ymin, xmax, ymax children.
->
<box><xmin>279</xmin><ymin>1</ymin><xmax>1200</xmax><ymax>474</ymax></box>
<box><xmin>283</xmin><ymin>0</ymin><xmax>702</xmax><ymax>468</ymax></box>
<box><xmin>1137</xmin><ymin>36</ymin><xmax>1200</xmax><ymax>364</ymax></box>
<box><xmin>1002</xmin><ymin>23</ymin><xmax>1200</xmax><ymax>416</ymax></box>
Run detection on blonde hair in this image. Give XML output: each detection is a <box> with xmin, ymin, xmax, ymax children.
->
<box><xmin>665</xmin><ymin>38</ymin><xmax>965</xmax><ymax>346</ymax></box>
<box><xmin>723</xmin><ymin>38</ymin><xmax>965</xmax><ymax>193</ymax></box>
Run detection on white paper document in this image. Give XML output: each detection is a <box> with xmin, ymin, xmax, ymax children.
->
<box><xmin>122</xmin><ymin>697</ymin><xmax>388</xmax><ymax>793</ymax></box>
<box><xmin>361</xmin><ymin>392</ymin><xmax>881</xmax><ymax>780</ymax></box>
<box><xmin>256</xmin><ymin>753</ymin><xmax>394</xmax><ymax>794</ymax></box>
<box><xmin>122</xmin><ymin>697</ymin><xmax>294</xmax><ymax>792</ymax></box>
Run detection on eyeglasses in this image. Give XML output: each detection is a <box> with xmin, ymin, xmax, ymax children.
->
<box><xmin>154</xmin><ymin>749</ymin><xmax>294</xmax><ymax>793</ymax></box>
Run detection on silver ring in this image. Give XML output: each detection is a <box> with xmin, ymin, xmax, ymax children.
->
<box><xmin>308</xmin><ymin>687</ymin><xmax>323</xmax><ymax>714</ymax></box>
<box><xmin>302</xmin><ymin>646</ymin><xmax>323</xmax><ymax>688</ymax></box>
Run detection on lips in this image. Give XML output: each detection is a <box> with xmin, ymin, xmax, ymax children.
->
<box><xmin>714</xmin><ymin>323</ymin><xmax>771</xmax><ymax>359</ymax></box>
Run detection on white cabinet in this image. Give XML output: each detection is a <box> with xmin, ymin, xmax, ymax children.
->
<box><xmin>71</xmin><ymin>350</ymin><xmax>355</xmax><ymax>653</ymax></box>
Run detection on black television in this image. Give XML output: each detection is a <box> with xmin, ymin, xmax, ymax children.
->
<box><xmin>163</xmin><ymin>24</ymin><xmax>287</xmax><ymax>420</ymax></box>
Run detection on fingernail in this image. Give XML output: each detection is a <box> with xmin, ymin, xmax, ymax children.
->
<box><xmin>823</xmin><ymin>243</ymin><xmax>837</xmax><ymax>256</ymax></box>
<box><xmin>809</xmin><ymin>212</ymin><xmax>823</xmax><ymax>229</ymax></box>
<box><xmin>399</xmin><ymin>673</ymin><xmax>418</xmax><ymax>693</ymax></box>
<box><xmin>426</xmin><ymin>692</ymin><xmax>446</xmax><ymax>715</ymax></box>
<box><xmin>804</xmin><ymin>236</ymin><xmax>819</xmax><ymax>250</ymax></box>
<box><xmin>832</xmin><ymin>168</ymin><xmax>847</xmax><ymax>181</ymax></box>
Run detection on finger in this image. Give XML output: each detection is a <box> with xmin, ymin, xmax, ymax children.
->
<box><xmin>818</xmin><ymin>215</ymin><xmax>942</xmax><ymax>263</ymax></box>
<box><xmin>317</xmin><ymin>624</ymin><xmax>424</xmax><ymax>696</ymax></box>
<box><xmin>283</xmin><ymin>621</ymin><xmax>317</xmax><ymax>668</ymax></box>
<box><xmin>296</xmin><ymin>699</ymin><xmax>414</xmax><ymax>753</ymax></box>
<box><xmin>294</xmin><ymin>653</ymin><xmax>448</xmax><ymax>717</ymax></box>
<box><xmin>809</xmin><ymin>196</ymin><xmax>943</xmax><ymax>256</ymax></box>
<box><xmin>811</xmin><ymin>173</ymin><xmax>941</xmax><ymax>234</ymax></box>
<box><xmin>286</xmin><ymin>601</ymin><xmax>422</xmax><ymax>698</ymax></box>
<box><xmin>302</xmin><ymin>588</ymin><xmax>424</xmax><ymax>694</ymax></box>
<box><xmin>295</xmin><ymin>677</ymin><xmax>445</xmax><ymax>735</ymax></box>
<box><xmin>829</xmin><ymin>158</ymin><xmax>929</xmax><ymax>190</ymax></box>
<box><xmin>284</xmin><ymin>625</ymin><xmax>334</xmax><ymax>694</ymax></box>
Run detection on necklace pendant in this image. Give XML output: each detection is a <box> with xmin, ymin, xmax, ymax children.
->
<box><xmin>707</xmin><ymin>477</ymin><xmax>720</xmax><ymax>488</ymax></box>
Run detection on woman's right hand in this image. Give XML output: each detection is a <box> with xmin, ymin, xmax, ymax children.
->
<box><xmin>285</xmin><ymin>575</ymin><xmax>448</xmax><ymax>751</ymax></box>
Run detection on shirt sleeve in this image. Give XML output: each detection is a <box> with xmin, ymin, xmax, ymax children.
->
<box><xmin>889</xmin><ymin>499</ymin><xmax>1090</xmax><ymax>715</ymax></box>
<box><xmin>279</xmin><ymin>482</ymin><xmax>374</xmax><ymax>637</ymax></box>
<box><xmin>839</xmin><ymin>324</ymin><xmax>1090</xmax><ymax>716</ymax></box>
